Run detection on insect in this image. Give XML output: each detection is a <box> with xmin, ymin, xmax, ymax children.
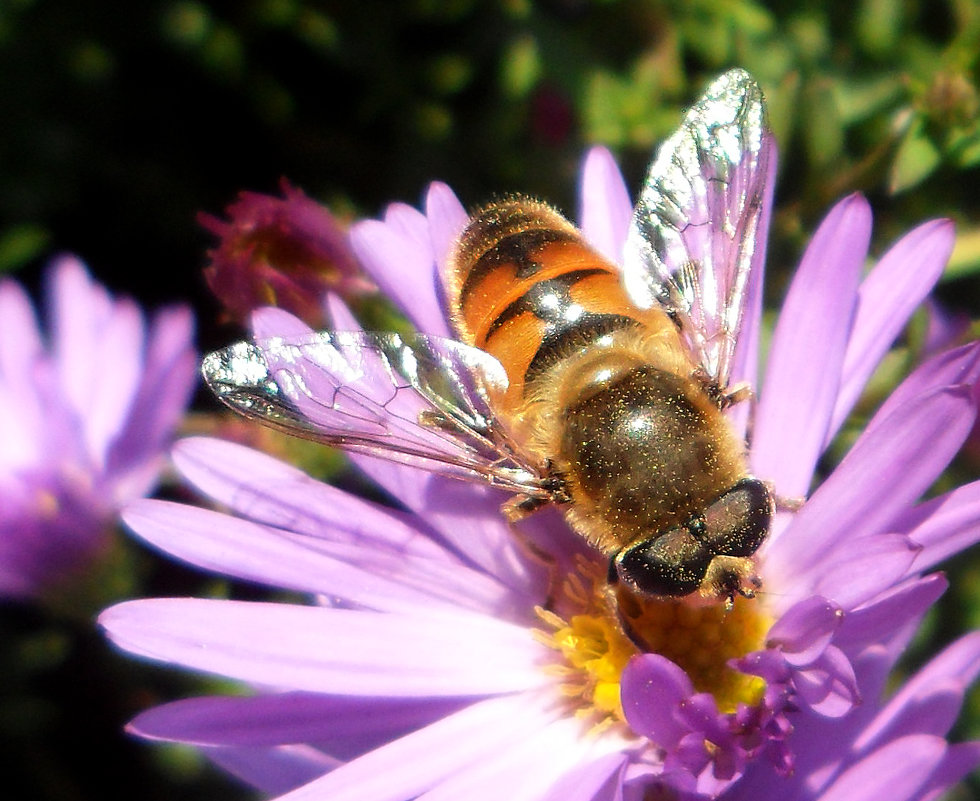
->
<box><xmin>203</xmin><ymin>68</ymin><xmax>775</xmax><ymax>610</ymax></box>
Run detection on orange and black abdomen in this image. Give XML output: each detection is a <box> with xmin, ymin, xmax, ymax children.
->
<box><xmin>446</xmin><ymin>198</ymin><xmax>655</xmax><ymax>412</ymax></box>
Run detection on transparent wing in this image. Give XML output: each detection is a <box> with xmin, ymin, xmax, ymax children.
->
<box><xmin>623</xmin><ymin>68</ymin><xmax>773</xmax><ymax>389</ymax></box>
<box><xmin>202</xmin><ymin>331</ymin><xmax>550</xmax><ymax>497</ymax></box>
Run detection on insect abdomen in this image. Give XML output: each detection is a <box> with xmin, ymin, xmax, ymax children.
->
<box><xmin>447</xmin><ymin>199</ymin><xmax>661</xmax><ymax>411</ymax></box>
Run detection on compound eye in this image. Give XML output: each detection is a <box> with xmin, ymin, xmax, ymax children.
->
<box><xmin>613</xmin><ymin>527</ymin><xmax>711</xmax><ymax>598</ymax></box>
<box><xmin>700</xmin><ymin>478</ymin><xmax>773</xmax><ymax>558</ymax></box>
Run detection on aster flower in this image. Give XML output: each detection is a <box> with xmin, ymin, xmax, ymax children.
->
<box><xmin>100</xmin><ymin>141</ymin><xmax>980</xmax><ymax>801</ymax></box>
<box><xmin>200</xmin><ymin>180</ymin><xmax>374</xmax><ymax>328</ymax></box>
<box><xmin>0</xmin><ymin>256</ymin><xmax>196</xmax><ymax>601</ymax></box>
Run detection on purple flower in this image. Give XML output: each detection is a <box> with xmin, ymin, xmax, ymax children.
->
<box><xmin>200</xmin><ymin>180</ymin><xmax>374</xmax><ymax>328</ymax></box>
<box><xmin>0</xmin><ymin>256</ymin><xmax>196</xmax><ymax>600</ymax></box>
<box><xmin>100</xmin><ymin>148</ymin><xmax>980</xmax><ymax>800</ymax></box>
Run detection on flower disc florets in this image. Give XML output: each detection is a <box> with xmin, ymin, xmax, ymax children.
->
<box><xmin>536</xmin><ymin>556</ymin><xmax>770</xmax><ymax>733</ymax></box>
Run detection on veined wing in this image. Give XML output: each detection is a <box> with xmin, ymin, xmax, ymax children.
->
<box><xmin>202</xmin><ymin>331</ymin><xmax>549</xmax><ymax>497</ymax></box>
<box><xmin>623</xmin><ymin>68</ymin><xmax>774</xmax><ymax>389</ymax></box>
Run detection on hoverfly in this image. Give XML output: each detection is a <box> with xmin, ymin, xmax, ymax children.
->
<box><xmin>203</xmin><ymin>69</ymin><xmax>775</xmax><ymax>610</ymax></box>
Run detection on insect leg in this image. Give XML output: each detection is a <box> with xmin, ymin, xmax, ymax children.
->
<box><xmin>719</xmin><ymin>381</ymin><xmax>754</xmax><ymax>408</ymax></box>
<box><xmin>775</xmin><ymin>493</ymin><xmax>805</xmax><ymax>512</ymax></box>
<box><xmin>692</xmin><ymin>370</ymin><xmax>754</xmax><ymax>410</ymax></box>
<box><xmin>502</xmin><ymin>493</ymin><xmax>551</xmax><ymax>522</ymax></box>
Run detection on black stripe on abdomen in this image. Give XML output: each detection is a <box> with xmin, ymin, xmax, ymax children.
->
<box><xmin>459</xmin><ymin>228</ymin><xmax>579</xmax><ymax>302</ymax></box>
<box><xmin>485</xmin><ymin>269</ymin><xmax>639</xmax><ymax>386</ymax></box>
<box><xmin>525</xmin><ymin>312</ymin><xmax>638</xmax><ymax>385</ymax></box>
<box><xmin>486</xmin><ymin>268</ymin><xmax>608</xmax><ymax>337</ymax></box>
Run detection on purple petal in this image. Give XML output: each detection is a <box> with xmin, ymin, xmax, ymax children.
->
<box><xmin>251</xmin><ymin>692</ymin><xmax>562</xmax><ymax>801</ymax></box>
<box><xmin>765</xmin><ymin>384</ymin><xmax>976</xmax><ymax>586</ymax></box>
<box><xmin>46</xmin><ymin>258</ymin><xmax>151</xmax><ymax>464</ymax></box>
<box><xmin>425</xmin><ymin>181</ymin><xmax>468</xmax><ymax>277</ymax></box>
<box><xmin>620</xmin><ymin>653</ymin><xmax>694</xmax><ymax>745</ymax></box>
<box><xmin>349</xmin><ymin>219</ymin><xmax>449</xmax><ymax>337</ymax></box>
<box><xmin>48</xmin><ymin>256</ymin><xmax>111</xmax><ymax>410</ymax></box>
<box><xmin>129</xmin><ymin>692</ymin><xmax>468</xmax><ymax>755</ymax></box>
<box><xmin>0</xmin><ymin>278</ymin><xmax>42</xmax><ymax>384</ymax></box>
<box><xmin>623</xmin><ymin>761</ymin><xmax>696</xmax><ymax>794</ymax></box>
<box><xmin>0</xmin><ymin>359</ymin><xmax>48</xmax><ymax>469</ymax></box>
<box><xmin>78</xmin><ymin>295</ymin><xmax>146</xmax><ymax>464</ymax></box>
<box><xmin>924</xmin><ymin>298</ymin><xmax>971</xmax><ymax>354</ymax></box>
<box><xmin>578</xmin><ymin>146</ymin><xmax>632</xmax><ymax>263</ymax></box>
<box><xmin>793</xmin><ymin>645</ymin><xmax>860</xmax><ymax>717</ymax></box>
<box><xmin>123</xmin><ymin>498</ymin><xmax>508</xmax><ymax>615</ymax></box>
<box><xmin>893</xmin><ymin>478</ymin><xmax>980</xmax><ymax>574</ymax></box>
<box><xmin>815</xmin><ymin>734</ymin><xmax>946</xmax><ymax>801</ymax></box>
<box><xmin>325</xmin><ymin>291</ymin><xmax>361</xmax><ymax>331</ymax></box>
<box><xmin>106</xmin><ymin>304</ymin><xmax>196</xmax><ymax>494</ymax></box>
<box><xmin>100</xmin><ymin>598</ymin><xmax>549</xmax><ymax>696</ymax></box>
<box><xmin>855</xmin><ymin>632</ymin><xmax>980</xmax><ymax>748</ymax></box>
<box><xmin>836</xmin><ymin>574</ymin><xmax>947</xmax><ymax>653</ymax></box>
<box><xmin>828</xmin><ymin>219</ymin><xmax>954</xmax><ymax>438</ymax></box>
<box><xmin>171</xmin><ymin>438</ymin><xmax>452</xmax><ymax>562</ymax></box>
<box><xmin>766</xmin><ymin>595</ymin><xmax>843</xmax><ymax>667</ymax></box>
<box><xmin>836</xmin><ymin>645</ymin><xmax>899</xmax><ymax>732</ymax></box>
<box><xmin>812</xmin><ymin>534</ymin><xmax>921</xmax><ymax>610</ymax></box>
<box><xmin>674</xmin><ymin>692</ymin><xmax>724</xmax><ymax>740</ymax></box>
<box><xmin>349</xmin><ymin>453</ymin><xmax>546</xmax><ymax>598</ymax></box>
<box><xmin>205</xmin><ymin>744</ymin><xmax>339</xmax><ymax>796</ymax></box>
<box><xmin>383</xmin><ymin>201</ymin><xmax>430</xmax><ymax>245</ymax></box>
<box><xmin>870</xmin><ymin>685</ymin><xmax>965</xmax><ymax>754</ymax></box>
<box><xmin>409</xmin><ymin>716</ymin><xmax>597</xmax><ymax>801</ymax></box>
<box><xmin>735</xmin><ymin>648</ymin><xmax>791</xmax><ymax>685</ymax></box>
<box><xmin>252</xmin><ymin>305</ymin><xmax>314</xmax><ymax>339</ymax></box>
<box><xmin>539</xmin><ymin>752</ymin><xmax>628</xmax><ymax>801</ymax></box>
<box><xmin>751</xmin><ymin>194</ymin><xmax>872</xmax><ymax>498</ymax></box>
<box><xmin>918</xmin><ymin>741</ymin><xmax>980</xmax><ymax>801</ymax></box>
<box><xmin>866</xmin><ymin>340</ymin><xmax>980</xmax><ymax>433</ymax></box>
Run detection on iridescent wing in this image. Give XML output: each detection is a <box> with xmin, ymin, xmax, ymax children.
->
<box><xmin>622</xmin><ymin>68</ymin><xmax>773</xmax><ymax>390</ymax></box>
<box><xmin>202</xmin><ymin>331</ymin><xmax>550</xmax><ymax>497</ymax></box>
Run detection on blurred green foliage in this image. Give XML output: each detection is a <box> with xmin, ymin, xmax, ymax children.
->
<box><xmin>3</xmin><ymin>0</ymin><xmax>980</xmax><ymax>292</ymax></box>
<box><xmin>1</xmin><ymin>1</ymin><xmax>980</xmax><ymax>800</ymax></box>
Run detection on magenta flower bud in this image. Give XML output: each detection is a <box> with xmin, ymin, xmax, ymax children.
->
<box><xmin>200</xmin><ymin>180</ymin><xmax>373</xmax><ymax>327</ymax></box>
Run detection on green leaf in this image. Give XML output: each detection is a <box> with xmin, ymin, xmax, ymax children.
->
<box><xmin>0</xmin><ymin>224</ymin><xmax>49</xmax><ymax>273</ymax></box>
<box><xmin>833</xmin><ymin>76</ymin><xmax>905</xmax><ymax>126</ymax></box>
<box><xmin>949</xmin><ymin>127</ymin><xmax>980</xmax><ymax>167</ymax></box>
<box><xmin>857</xmin><ymin>0</ymin><xmax>902</xmax><ymax>58</ymax></box>
<box><xmin>802</xmin><ymin>80</ymin><xmax>844</xmax><ymax>166</ymax></box>
<box><xmin>500</xmin><ymin>34</ymin><xmax>540</xmax><ymax>99</ymax></box>
<box><xmin>889</xmin><ymin>118</ymin><xmax>941</xmax><ymax>193</ymax></box>
<box><xmin>944</xmin><ymin>226</ymin><xmax>980</xmax><ymax>280</ymax></box>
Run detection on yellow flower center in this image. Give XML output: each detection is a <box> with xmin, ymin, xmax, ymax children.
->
<box><xmin>536</xmin><ymin>557</ymin><xmax>771</xmax><ymax>731</ymax></box>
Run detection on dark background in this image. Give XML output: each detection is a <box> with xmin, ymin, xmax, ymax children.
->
<box><xmin>1</xmin><ymin>1</ymin><xmax>979</xmax><ymax>799</ymax></box>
